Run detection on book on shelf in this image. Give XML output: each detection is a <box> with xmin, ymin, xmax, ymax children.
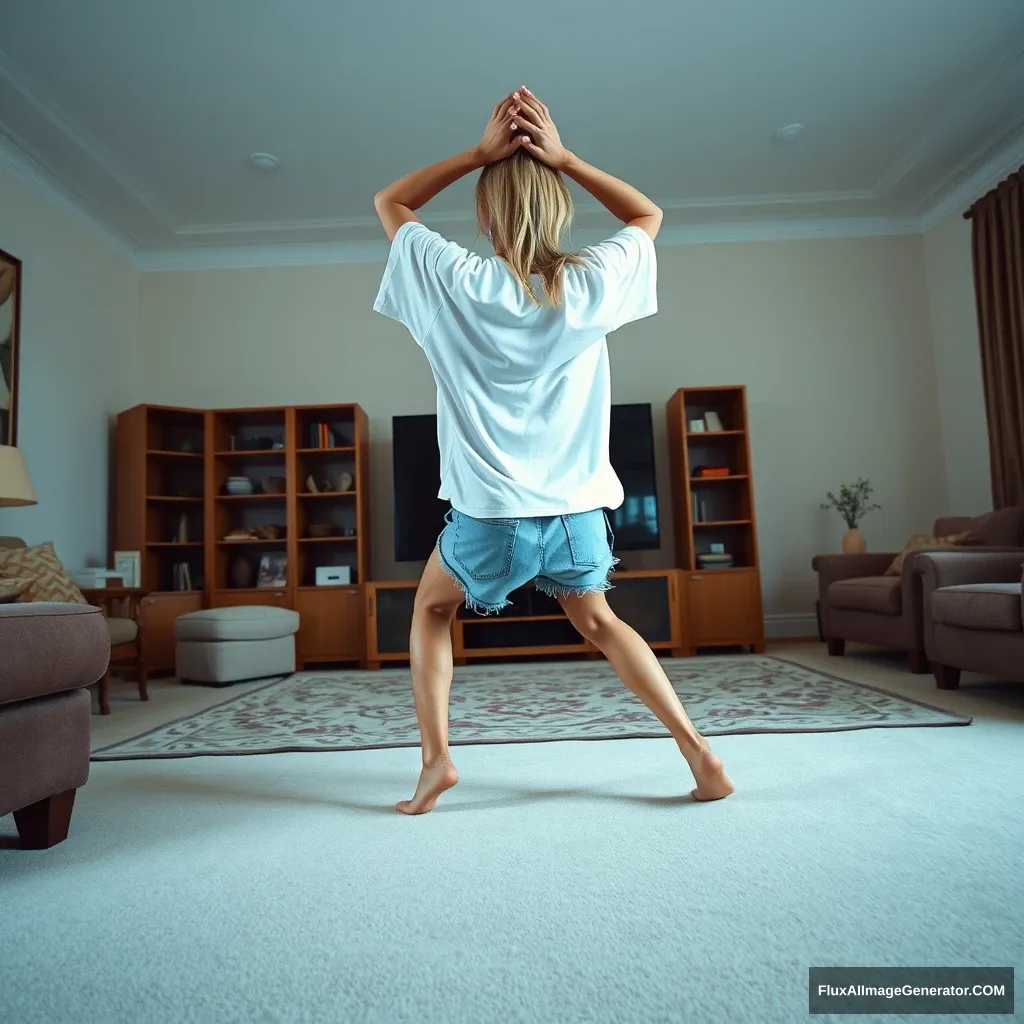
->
<box><xmin>172</xmin><ymin>562</ymin><xmax>193</xmax><ymax>591</ymax></box>
<box><xmin>704</xmin><ymin>411</ymin><xmax>724</xmax><ymax>432</ymax></box>
<box><xmin>697</xmin><ymin>553</ymin><xmax>734</xmax><ymax>569</ymax></box>
<box><xmin>693</xmin><ymin>465</ymin><xmax>731</xmax><ymax>478</ymax></box>
<box><xmin>309</xmin><ymin>422</ymin><xmax>338</xmax><ymax>449</ymax></box>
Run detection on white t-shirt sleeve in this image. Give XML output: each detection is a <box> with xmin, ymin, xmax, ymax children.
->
<box><xmin>576</xmin><ymin>225</ymin><xmax>658</xmax><ymax>334</ymax></box>
<box><xmin>373</xmin><ymin>221</ymin><xmax>461</xmax><ymax>345</ymax></box>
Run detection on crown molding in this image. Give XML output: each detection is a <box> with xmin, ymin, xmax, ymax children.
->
<box><xmin>917</xmin><ymin>122</ymin><xmax>1024</xmax><ymax>232</ymax></box>
<box><xmin>0</xmin><ymin>43</ymin><xmax>179</xmax><ymax>231</ymax></box>
<box><xmin>135</xmin><ymin>215</ymin><xmax>922</xmax><ymax>272</ymax></box>
<box><xmin>872</xmin><ymin>37</ymin><xmax>1024</xmax><ymax>199</ymax></box>
<box><xmin>0</xmin><ymin>133</ymin><xmax>138</xmax><ymax>264</ymax></box>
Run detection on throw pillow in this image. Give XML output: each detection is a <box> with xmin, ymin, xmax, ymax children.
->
<box><xmin>0</xmin><ymin>576</ymin><xmax>33</xmax><ymax>603</ymax></box>
<box><xmin>0</xmin><ymin>542</ymin><xmax>89</xmax><ymax>604</ymax></box>
<box><xmin>884</xmin><ymin>532</ymin><xmax>971</xmax><ymax>576</ymax></box>
<box><xmin>962</xmin><ymin>506</ymin><xmax>1024</xmax><ymax>547</ymax></box>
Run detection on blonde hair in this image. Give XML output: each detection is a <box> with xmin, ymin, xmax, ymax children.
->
<box><xmin>475</xmin><ymin>149</ymin><xmax>583</xmax><ymax>306</ymax></box>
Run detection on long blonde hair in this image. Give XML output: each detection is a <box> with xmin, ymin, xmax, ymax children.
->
<box><xmin>475</xmin><ymin>149</ymin><xmax>583</xmax><ymax>306</ymax></box>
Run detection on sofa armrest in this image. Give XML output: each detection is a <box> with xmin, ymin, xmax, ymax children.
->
<box><xmin>917</xmin><ymin>551</ymin><xmax>1024</xmax><ymax>658</ymax></box>
<box><xmin>0</xmin><ymin>603</ymin><xmax>110</xmax><ymax>706</ymax></box>
<box><xmin>916</xmin><ymin>550</ymin><xmax>1024</xmax><ymax>589</ymax></box>
<box><xmin>811</xmin><ymin>553</ymin><xmax>896</xmax><ymax>582</ymax></box>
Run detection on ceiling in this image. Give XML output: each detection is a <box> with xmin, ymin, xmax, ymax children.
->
<box><xmin>1</xmin><ymin>0</ymin><xmax>1024</xmax><ymax>268</ymax></box>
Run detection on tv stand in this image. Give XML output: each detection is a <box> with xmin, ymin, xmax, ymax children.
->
<box><xmin>365</xmin><ymin>569</ymin><xmax>687</xmax><ymax>669</ymax></box>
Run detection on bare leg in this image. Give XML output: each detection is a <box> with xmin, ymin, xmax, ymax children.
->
<box><xmin>396</xmin><ymin>549</ymin><xmax>464</xmax><ymax>815</ymax></box>
<box><xmin>560</xmin><ymin>591</ymin><xmax>734</xmax><ymax>801</ymax></box>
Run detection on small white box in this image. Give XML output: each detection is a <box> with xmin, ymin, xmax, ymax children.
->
<box><xmin>315</xmin><ymin>565</ymin><xmax>351</xmax><ymax>586</ymax></box>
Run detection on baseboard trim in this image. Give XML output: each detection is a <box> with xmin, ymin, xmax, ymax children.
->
<box><xmin>764</xmin><ymin>613</ymin><xmax>819</xmax><ymax>639</ymax></box>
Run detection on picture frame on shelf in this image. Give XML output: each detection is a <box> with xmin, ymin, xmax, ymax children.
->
<box><xmin>112</xmin><ymin>550</ymin><xmax>141</xmax><ymax>588</ymax></box>
<box><xmin>257</xmin><ymin>552</ymin><xmax>288</xmax><ymax>589</ymax></box>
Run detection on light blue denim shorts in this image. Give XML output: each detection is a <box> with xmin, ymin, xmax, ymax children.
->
<box><xmin>437</xmin><ymin>507</ymin><xmax>617</xmax><ymax>614</ymax></box>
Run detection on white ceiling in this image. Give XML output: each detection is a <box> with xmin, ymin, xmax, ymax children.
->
<box><xmin>1</xmin><ymin>0</ymin><xmax>1024</xmax><ymax>268</ymax></box>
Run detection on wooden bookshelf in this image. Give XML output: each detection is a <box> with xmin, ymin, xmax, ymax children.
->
<box><xmin>114</xmin><ymin>402</ymin><xmax>371</xmax><ymax>672</ymax></box>
<box><xmin>666</xmin><ymin>386</ymin><xmax>764</xmax><ymax>653</ymax></box>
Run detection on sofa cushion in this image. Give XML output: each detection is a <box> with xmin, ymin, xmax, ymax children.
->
<box><xmin>931</xmin><ymin>584</ymin><xmax>1022</xmax><ymax>632</ymax></box>
<box><xmin>885</xmin><ymin>532</ymin><xmax>970</xmax><ymax>576</ymax></box>
<box><xmin>0</xmin><ymin>542</ymin><xmax>88</xmax><ymax>604</ymax></box>
<box><xmin>106</xmin><ymin>616</ymin><xmax>139</xmax><ymax>646</ymax></box>
<box><xmin>935</xmin><ymin>506</ymin><xmax>1024</xmax><ymax>548</ymax></box>
<box><xmin>828</xmin><ymin>576</ymin><xmax>902</xmax><ymax>615</ymax></box>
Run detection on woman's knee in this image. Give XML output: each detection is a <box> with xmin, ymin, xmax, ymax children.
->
<box><xmin>565</xmin><ymin>601</ymin><xmax>619</xmax><ymax>643</ymax></box>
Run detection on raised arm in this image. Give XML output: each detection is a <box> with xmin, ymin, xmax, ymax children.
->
<box><xmin>512</xmin><ymin>87</ymin><xmax>663</xmax><ymax>240</ymax></box>
<box><xmin>373</xmin><ymin>94</ymin><xmax>521</xmax><ymax>240</ymax></box>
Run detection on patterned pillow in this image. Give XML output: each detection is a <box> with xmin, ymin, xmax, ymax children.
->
<box><xmin>884</xmin><ymin>532</ymin><xmax>971</xmax><ymax>576</ymax></box>
<box><xmin>0</xmin><ymin>577</ymin><xmax>33</xmax><ymax>603</ymax></box>
<box><xmin>0</xmin><ymin>542</ymin><xmax>89</xmax><ymax>603</ymax></box>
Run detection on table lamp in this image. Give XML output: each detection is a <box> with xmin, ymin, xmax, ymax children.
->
<box><xmin>0</xmin><ymin>445</ymin><xmax>38</xmax><ymax>507</ymax></box>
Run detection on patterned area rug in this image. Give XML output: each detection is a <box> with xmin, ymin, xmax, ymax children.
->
<box><xmin>91</xmin><ymin>656</ymin><xmax>970</xmax><ymax>761</ymax></box>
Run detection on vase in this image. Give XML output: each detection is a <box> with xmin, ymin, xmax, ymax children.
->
<box><xmin>842</xmin><ymin>528</ymin><xmax>866</xmax><ymax>555</ymax></box>
<box><xmin>230</xmin><ymin>557</ymin><xmax>254</xmax><ymax>589</ymax></box>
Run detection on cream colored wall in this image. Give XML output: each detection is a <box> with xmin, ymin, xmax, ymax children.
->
<box><xmin>922</xmin><ymin>211</ymin><xmax>992</xmax><ymax>513</ymax></box>
<box><xmin>139</xmin><ymin>232</ymin><xmax>946</xmax><ymax>626</ymax></box>
<box><xmin>0</xmin><ymin>167</ymin><xmax>138</xmax><ymax>568</ymax></box>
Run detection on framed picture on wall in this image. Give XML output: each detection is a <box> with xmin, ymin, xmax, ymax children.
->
<box><xmin>0</xmin><ymin>248</ymin><xmax>22</xmax><ymax>447</ymax></box>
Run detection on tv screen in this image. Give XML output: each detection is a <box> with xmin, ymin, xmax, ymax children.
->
<box><xmin>392</xmin><ymin>402</ymin><xmax>660</xmax><ymax>561</ymax></box>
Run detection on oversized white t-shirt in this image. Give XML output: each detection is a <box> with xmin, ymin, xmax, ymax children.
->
<box><xmin>373</xmin><ymin>221</ymin><xmax>657</xmax><ymax>518</ymax></box>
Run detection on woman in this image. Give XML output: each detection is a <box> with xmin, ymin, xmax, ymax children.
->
<box><xmin>373</xmin><ymin>87</ymin><xmax>733</xmax><ymax>814</ymax></box>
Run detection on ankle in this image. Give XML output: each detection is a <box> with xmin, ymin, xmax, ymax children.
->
<box><xmin>422</xmin><ymin>752</ymin><xmax>452</xmax><ymax>769</ymax></box>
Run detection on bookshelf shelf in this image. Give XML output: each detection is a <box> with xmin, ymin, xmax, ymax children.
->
<box><xmin>296</xmin><ymin>447</ymin><xmax>357</xmax><ymax>455</ymax></box>
<box><xmin>667</xmin><ymin>386</ymin><xmax>764</xmax><ymax>653</ymax></box>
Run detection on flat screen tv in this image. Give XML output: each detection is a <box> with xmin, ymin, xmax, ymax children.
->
<box><xmin>392</xmin><ymin>403</ymin><xmax>660</xmax><ymax>561</ymax></box>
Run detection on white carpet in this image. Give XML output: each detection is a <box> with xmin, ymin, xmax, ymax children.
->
<box><xmin>2</xmin><ymin>695</ymin><xmax>1022</xmax><ymax>1024</ymax></box>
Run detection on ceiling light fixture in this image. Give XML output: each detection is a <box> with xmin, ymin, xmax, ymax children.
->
<box><xmin>772</xmin><ymin>123</ymin><xmax>806</xmax><ymax>145</ymax></box>
<box><xmin>246</xmin><ymin>152</ymin><xmax>280</xmax><ymax>171</ymax></box>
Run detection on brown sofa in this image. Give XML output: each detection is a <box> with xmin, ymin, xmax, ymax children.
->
<box><xmin>812</xmin><ymin>507</ymin><xmax>1024</xmax><ymax>672</ymax></box>
<box><xmin>917</xmin><ymin>550</ymin><xmax>1024</xmax><ymax>689</ymax></box>
<box><xmin>0</xmin><ymin>603</ymin><xmax>110</xmax><ymax>848</ymax></box>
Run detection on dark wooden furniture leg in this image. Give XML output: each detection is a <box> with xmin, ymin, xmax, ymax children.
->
<box><xmin>826</xmin><ymin>637</ymin><xmax>845</xmax><ymax>657</ymax></box>
<box><xmin>934</xmin><ymin>664</ymin><xmax>962</xmax><ymax>690</ymax></box>
<box><xmin>137</xmin><ymin>656</ymin><xmax>149</xmax><ymax>702</ymax></box>
<box><xmin>98</xmin><ymin>669</ymin><xmax>111</xmax><ymax>715</ymax></box>
<box><xmin>13</xmin><ymin>789</ymin><xmax>77</xmax><ymax>849</ymax></box>
<box><xmin>907</xmin><ymin>649</ymin><xmax>930</xmax><ymax>674</ymax></box>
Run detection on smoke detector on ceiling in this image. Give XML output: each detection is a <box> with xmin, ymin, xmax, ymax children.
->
<box><xmin>246</xmin><ymin>152</ymin><xmax>280</xmax><ymax>171</ymax></box>
<box><xmin>772</xmin><ymin>124</ymin><xmax>806</xmax><ymax>145</ymax></box>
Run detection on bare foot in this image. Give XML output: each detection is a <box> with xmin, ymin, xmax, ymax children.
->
<box><xmin>395</xmin><ymin>756</ymin><xmax>459</xmax><ymax>815</ymax></box>
<box><xmin>689</xmin><ymin>746</ymin><xmax>735</xmax><ymax>802</ymax></box>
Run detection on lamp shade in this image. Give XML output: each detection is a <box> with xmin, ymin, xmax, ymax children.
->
<box><xmin>0</xmin><ymin>445</ymin><xmax>37</xmax><ymax>507</ymax></box>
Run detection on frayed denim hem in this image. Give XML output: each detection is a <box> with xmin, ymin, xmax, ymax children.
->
<box><xmin>436</xmin><ymin>551</ymin><xmax>513</xmax><ymax>616</ymax></box>
<box><xmin>534</xmin><ymin>577</ymin><xmax>616</xmax><ymax>600</ymax></box>
<box><xmin>534</xmin><ymin>558</ymin><xmax>619</xmax><ymax>601</ymax></box>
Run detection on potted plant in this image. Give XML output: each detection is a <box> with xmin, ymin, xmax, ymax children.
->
<box><xmin>820</xmin><ymin>479</ymin><xmax>881</xmax><ymax>554</ymax></box>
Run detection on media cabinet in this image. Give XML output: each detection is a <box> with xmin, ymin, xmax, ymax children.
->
<box><xmin>365</xmin><ymin>569</ymin><xmax>687</xmax><ymax>669</ymax></box>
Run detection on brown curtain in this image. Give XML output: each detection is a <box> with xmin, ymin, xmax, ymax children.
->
<box><xmin>969</xmin><ymin>167</ymin><xmax>1024</xmax><ymax>508</ymax></box>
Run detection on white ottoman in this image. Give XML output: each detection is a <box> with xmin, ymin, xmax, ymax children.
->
<box><xmin>175</xmin><ymin>606</ymin><xmax>300</xmax><ymax>686</ymax></box>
